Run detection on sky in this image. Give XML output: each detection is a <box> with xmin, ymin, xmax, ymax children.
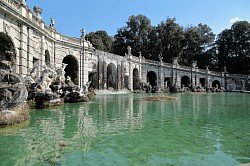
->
<box><xmin>26</xmin><ymin>0</ymin><xmax>250</xmax><ymax>38</ymax></box>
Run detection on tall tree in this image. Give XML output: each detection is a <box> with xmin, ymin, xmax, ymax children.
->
<box><xmin>216</xmin><ymin>29</ymin><xmax>233</xmax><ymax>71</ymax></box>
<box><xmin>112</xmin><ymin>14</ymin><xmax>153</xmax><ymax>56</ymax></box>
<box><xmin>156</xmin><ymin>18</ymin><xmax>185</xmax><ymax>63</ymax></box>
<box><xmin>86</xmin><ymin>30</ymin><xmax>113</xmax><ymax>52</ymax></box>
<box><xmin>216</xmin><ymin>21</ymin><xmax>250</xmax><ymax>74</ymax></box>
<box><xmin>180</xmin><ymin>24</ymin><xmax>215</xmax><ymax>66</ymax></box>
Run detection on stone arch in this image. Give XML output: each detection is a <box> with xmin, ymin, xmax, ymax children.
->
<box><xmin>200</xmin><ymin>78</ymin><xmax>206</xmax><ymax>87</ymax></box>
<box><xmin>0</xmin><ymin>32</ymin><xmax>17</xmax><ymax>71</ymax></box>
<box><xmin>147</xmin><ymin>71</ymin><xmax>157</xmax><ymax>88</ymax></box>
<box><xmin>133</xmin><ymin>68</ymin><xmax>140</xmax><ymax>90</ymax></box>
<box><xmin>88</xmin><ymin>62</ymin><xmax>98</xmax><ymax>88</ymax></box>
<box><xmin>45</xmin><ymin>50</ymin><xmax>50</xmax><ymax>65</ymax></box>
<box><xmin>62</xmin><ymin>55</ymin><xmax>79</xmax><ymax>85</ymax></box>
<box><xmin>181</xmin><ymin>76</ymin><xmax>191</xmax><ymax>87</ymax></box>
<box><xmin>107</xmin><ymin>63</ymin><xmax>117</xmax><ymax>90</ymax></box>
<box><xmin>88</xmin><ymin>72</ymin><xmax>98</xmax><ymax>89</ymax></box>
<box><xmin>124</xmin><ymin>75</ymin><xmax>129</xmax><ymax>89</ymax></box>
<box><xmin>212</xmin><ymin>80</ymin><xmax>220</xmax><ymax>88</ymax></box>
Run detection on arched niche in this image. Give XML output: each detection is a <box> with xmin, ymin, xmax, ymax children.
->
<box><xmin>181</xmin><ymin>76</ymin><xmax>191</xmax><ymax>87</ymax></box>
<box><xmin>133</xmin><ymin>68</ymin><xmax>140</xmax><ymax>90</ymax></box>
<box><xmin>45</xmin><ymin>50</ymin><xmax>50</xmax><ymax>65</ymax></box>
<box><xmin>62</xmin><ymin>55</ymin><xmax>79</xmax><ymax>85</ymax></box>
<box><xmin>0</xmin><ymin>32</ymin><xmax>16</xmax><ymax>71</ymax></box>
<box><xmin>147</xmin><ymin>71</ymin><xmax>157</xmax><ymax>88</ymax></box>
<box><xmin>107</xmin><ymin>63</ymin><xmax>117</xmax><ymax>90</ymax></box>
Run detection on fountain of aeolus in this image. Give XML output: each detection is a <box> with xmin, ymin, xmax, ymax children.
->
<box><xmin>25</xmin><ymin>63</ymin><xmax>90</xmax><ymax>109</ymax></box>
<box><xmin>0</xmin><ymin>52</ymin><xmax>29</xmax><ymax>126</ymax></box>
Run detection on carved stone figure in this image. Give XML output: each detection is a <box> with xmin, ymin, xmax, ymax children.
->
<box><xmin>127</xmin><ymin>46</ymin><xmax>132</xmax><ymax>55</ymax></box>
<box><xmin>65</xmin><ymin>76</ymin><xmax>74</xmax><ymax>86</ymax></box>
<box><xmin>53</xmin><ymin>63</ymin><xmax>67</xmax><ymax>86</ymax></box>
<box><xmin>25</xmin><ymin>64</ymin><xmax>38</xmax><ymax>84</ymax></box>
<box><xmin>158</xmin><ymin>53</ymin><xmax>163</xmax><ymax>62</ymax></box>
<box><xmin>80</xmin><ymin>28</ymin><xmax>86</xmax><ymax>39</ymax></box>
<box><xmin>0</xmin><ymin>67</ymin><xmax>28</xmax><ymax>110</ymax></box>
<box><xmin>35</xmin><ymin>64</ymin><xmax>56</xmax><ymax>93</ymax></box>
<box><xmin>50</xmin><ymin>18</ymin><xmax>55</xmax><ymax>29</ymax></box>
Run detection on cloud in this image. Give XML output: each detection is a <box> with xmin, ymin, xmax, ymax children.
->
<box><xmin>230</xmin><ymin>17</ymin><xmax>240</xmax><ymax>24</ymax></box>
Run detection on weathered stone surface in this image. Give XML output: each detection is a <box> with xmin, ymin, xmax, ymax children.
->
<box><xmin>34</xmin><ymin>92</ymin><xmax>63</xmax><ymax>109</ymax></box>
<box><xmin>0</xmin><ymin>103</ymin><xmax>29</xmax><ymax>126</ymax></box>
<box><xmin>64</xmin><ymin>92</ymin><xmax>89</xmax><ymax>103</ymax></box>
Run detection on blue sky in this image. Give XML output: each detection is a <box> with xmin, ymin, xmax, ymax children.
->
<box><xmin>27</xmin><ymin>0</ymin><xmax>250</xmax><ymax>38</ymax></box>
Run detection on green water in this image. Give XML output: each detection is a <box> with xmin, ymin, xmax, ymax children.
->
<box><xmin>0</xmin><ymin>93</ymin><xmax>250</xmax><ymax>166</ymax></box>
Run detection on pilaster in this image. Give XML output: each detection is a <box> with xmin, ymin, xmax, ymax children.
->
<box><xmin>103</xmin><ymin>60</ymin><xmax>107</xmax><ymax>89</ymax></box>
<box><xmin>19</xmin><ymin>24</ymin><xmax>28</xmax><ymax>75</ymax></box>
<box><xmin>97</xmin><ymin>60</ymin><xmax>103</xmax><ymax>89</ymax></box>
<box><xmin>82</xmin><ymin>50</ymin><xmax>89</xmax><ymax>87</ymax></box>
<box><xmin>117</xmin><ymin>64</ymin><xmax>122</xmax><ymax>90</ymax></box>
<box><xmin>27</xmin><ymin>27</ymin><xmax>33</xmax><ymax>69</ymax></box>
<box><xmin>121</xmin><ymin>61</ymin><xmax>125</xmax><ymax>89</ymax></box>
<box><xmin>128</xmin><ymin>62</ymin><xmax>133</xmax><ymax>91</ymax></box>
<box><xmin>40</xmin><ymin>35</ymin><xmax>45</xmax><ymax>71</ymax></box>
<box><xmin>159</xmin><ymin>66</ymin><xmax>164</xmax><ymax>89</ymax></box>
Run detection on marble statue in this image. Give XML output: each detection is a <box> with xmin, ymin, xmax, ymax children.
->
<box><xmin>0</xmin><ymin>60</ymin><xmax>29</xmax><ymax>126</ymax></box>
<box><xmin>35</xmin><ymin>64</ymin><xmax>56</xmax><ymax>93</ymax></box>
<box><xmin>50</xmin><ymin>18</ymin><xmax>55</xmax><ymax>30</ymax></box>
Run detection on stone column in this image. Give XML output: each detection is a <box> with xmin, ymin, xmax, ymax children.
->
<box><xmin>103</xmin><ymin>60</ymin><xmax>107</xmax><ymax>89</ymax></box>
<box><xmin>206</xmin><ymin>70</ymin><xmax>211</xmax><ymax>88</ymax></box>
<box><xmin>80</xmin><ymin>30</ymin><xmax>85</xmax><ymax>88</ymax></box>
<box><xmin>139</xmin><ymin>64</ymin><xmax>142</xmax><ymax>80</ymax></box>
<box><xmin>19</xmin><ymin>24</ymin><xmax>28</xmax><ymax>75</ymax></box>
<box><xmin>27</xmin><ymin>27</ymin><xmax>33</xmax><ymax>69</ymax></box>
<box><xmin>98</xmin><ymin>59</ymin><xmax>103</xmax><ymax>89</ymax></box>
<box><xmin>192</xmin><ymin>68</ymin><xmax>197</xmax><ymax>86</ymax></box>
<box><xmin>128</xmin><ymin>62</ymin><xmax>133</xmax><ymax>91</ymax></box>
<box><xmin>141</xmin><ymin>65</ymin><xmax>146</xmax><ymax>83</ymax></box>
<box><xmin>158</xmin><ymin>65</ymin><xmax>164</xmax><ymax>90</ymax></box>
<box><xmin>121</xmin><ymin>61</ymin><xmax>125</xmax><ymax>89</ymax></box>
<box><xmin>40</xmin><ymin>35</ymin><xmax>45</xmax><ymax>72</ymax></box>
<box><xmin>221</xmin><ymin>72</ymin><xmax>225</xmax><ymax>89</ymax></box>
<box><xmin>242</xmin><ymin>80</ymin><xmax>245</xmax><ymax>91</ymax></box>
<box><xmin>82</xmin><ymin>49</ymin><xmax>89</xmax><ymax>87</ymax></box>
<box><xmin>117</xmin><ymin>64</ymin><xmax>121</xmax><ymax>90</ymax></box>
<box><xmin>79</xmin><ymin>50</ymin><xmax>82</xmax><ymax>88</ymax></box>
<box><xmin>176</xmin><ymin>74</ymin><xmax>181</xmax><ymax>87</ymax></box>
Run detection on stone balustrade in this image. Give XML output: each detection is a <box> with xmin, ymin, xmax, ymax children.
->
<box><xmin>2</xmin><ymin>0</ymin><xmax>20</xmax><ymax>12</ymax></box>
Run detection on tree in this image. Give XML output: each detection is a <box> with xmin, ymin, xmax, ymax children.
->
<box><xmin>112</xmin><ymin>14</ymin><xmax>153</xmax><ymax>56</ymax></box>
<box><xmin>86</xmin><ymin>30</ymin><xmax>113</xmax><ymax>52</ymax></box>
<box><xmin>156</xmin><ymin>18</ymin><xmax>185</xmax><ymax>63</ymax></box>
<box><xmin>216</xmin><ymin>29</ymin><xmax>233</xmax><ymax>71</ymax></box>
<box><xmin>197</xmin><ymin>46</ymin><xmax>218</xmax><ymax>70</ymax></box>
<box><xmin>216</xmin><ymin>21</ymin><xmax>250</xmax><ymax>74</ymax></box>
<box><xmin>180</xmin><ymin>24</ymin><xmax>215</xmax><ymax>66</ymax></box>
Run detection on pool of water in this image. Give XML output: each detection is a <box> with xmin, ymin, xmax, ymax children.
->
<box><xmin>0</xmin><ymin>93</ymin><xmax>250</xmax><ymax>166</ymax></box>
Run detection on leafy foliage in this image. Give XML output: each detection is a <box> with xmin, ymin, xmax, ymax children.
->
<box><xmin>87</xmin><ymin>15</ymin><xmax>250</xmax><ymax>75</ymax></box>
<box><xmin>216</xmin><ymin>21</ymin><xmax>250</xmax><ymax>74</ymax></box>
<box><xmin>112</xmin><ymin>14</ymin><xmax>153</xmax><ymax>57</ymax></box>
<box><xmin>156</xmin><ymin>18</ymin><xmax>185</xmax><ymax>63</ymax></box>
<box><xmin>86</xmin><ymin>30</ymin><xmax>113</xmax><ymax>53</ymax></box>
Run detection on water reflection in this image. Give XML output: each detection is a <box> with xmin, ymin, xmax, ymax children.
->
<box><xmin>0</xmin><ymin>93</ymin><xmax>249</xmax><ymax>165</ymax></box>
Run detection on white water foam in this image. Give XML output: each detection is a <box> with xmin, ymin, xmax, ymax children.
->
<box><xmin>95</xmin><ymin>89</ymin><xmax>130</xmax><ymax>95</ymax></box>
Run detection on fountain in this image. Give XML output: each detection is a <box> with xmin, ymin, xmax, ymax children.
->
<box><xmin>25</xmin><ymin>63</ymin><xmax>91</xmax><ymax>108</ymax></box>
<box><xmin>0</xmin><ymin>51</ymin><xmax>29</xmax><ymax>126</ymax></box>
